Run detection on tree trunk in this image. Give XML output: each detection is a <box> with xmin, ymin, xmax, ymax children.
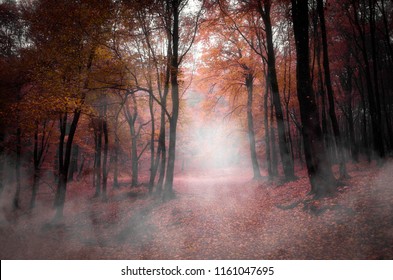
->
<box><xmin>124</xmin><ymin>94</ymin><xmax>139</xmax><ymax>187</ymax></box>
<box><xmin>164</xmin><ymin>0</ymin><xmax>180</xmax><ymax>199</ymax></box>
<box><xmin>30</xmin><ymin>168</ymin><xmax>40</xmax><ymax>209</ymax></box>
<box><xmin>291</xmin><ymin>0</ymin><xmax>337</xmax><ymax>197</ymax></box>
<box><xmin>94</xmin><ymin>119</ymin><xmax>102</xmax><ymax>197</ymax></box>
<box><xmin>258</xmin><ymin>0</ymin><xmax>295</xmax><ymax>181</ymax></box>
<box><xmin>340</xmin><ymin>65</ymin><xmax>359</xmax><ymax>162</ymax></box>
<box><xmin>30</xmin><ymin>124</ymin><xmax>40</xmax><ymax>209</ymax></box>
<box><xmin>113</xmin><ymin>128</ymin><xmax>120</xmax><ymax>189</ymax></box>
<box><xmin>283</xmin><ymin>45</ymin><xmax>295</xmax><ymax>164</ymax></box>
<box><xmin>148</xmin><ymin>92</ymin><xmax>157</xmax><ymax>193</ymax></box>
<box><xmin>156</xmin><ymin>109</ymin><xmax>166</xmax><ymax>193</ymax></box>
<box><xmin>0</xmin><ymin>131</ymin><xmax>4</xmax><ymax>198</ymax></box>
<box><xmin>270</xmin><ymin>96</ymin><xmax>278</xmax><ymax>177</ymax></box>
<box><xmin>245</xmin><ymin>73</ymin><xmax>262</xmax><ymax>179</ymax></box>
<box><xmin>317</xmin><ymin>0</ymin><xmax>348</xmax><ymax>178</ymax></box>
<box><xmin>54</xmin><ymin>110</ymin><xmax>81</xmax><ymax>220</ymax></box>
<box><xmin>68</xmin><ymin>145</ymin><xmax>79</xmax><ymax>182</ymax></box>
<box><xmin>352</xmin><ymin>2</ymin><xmax>384</xmax><ymax>159</ymax></box>
<box><xmin>13</xmin><ymin>126</ymin><xmax>21</xmax><ymax>210</ymax></box>
<box><xmin>102</xmin><ymin>117</ymin><xmax>108</xmax><ymax>201</ymax></box>
<box><xmin>347</xmin><ymin>97</ymin><xmax>359</xmax><ymax>162</ymax></box>
<box><xmin>368</xmin><ymin>0</ymin><xmax>384</xmax><ymax>160</ymax></box>
<box><xmin>263</xmin><ymin>72</ymin><xmax>273</xmax><ymax>178</ymax></box>
<box><xmin>156</xmin><ymin>14</ymin><xmax>172</xmax><ymax>194</ymax></box>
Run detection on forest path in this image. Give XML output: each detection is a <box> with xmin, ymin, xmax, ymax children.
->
<box><xmin>1</xmin><ymin>163</ymin><xmax>393</xmax><ymax>259</ymax></box>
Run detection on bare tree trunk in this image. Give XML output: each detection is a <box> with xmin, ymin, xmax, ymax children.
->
<box><xmin>264</xmin><ymin>73</ymin><xmax>273</xmax><ymax>178</ymax></box>
<box><xmin>68</xmin><ymin>145</ymin><xmax>79</xmax><ymax>182</ymax></box>
<box><xmin>113</xmin><ymin>116</ymin><xmax>120</xmax><ymax>189</ymax></box>
<box><xmin>270</xmin><ymin>96</ymin><xmax>278</xmax><ymax>177</ymax></box>
<box><xmin>340</xmin><ymin>64</ymin><xmax>359</xmax><ymax>162</ymax></box>
<box><xmin>124</xmin><ymin>94</ymin><xmax>139</xmax><ymax>187</ymax></box>
<box><xmin>245</xmin><ymin>73</ymin><xmax>262</xmax><ymax>179</ymax></box>
<box><xmin>351</xmin><ymin>2</ymin><xmax>384</xmax><ymax>159</ymax></box>
<box><xmin>102</xmin><ymin>105</ymin><xmax>109</xmax><ymax>201</ymax></box>
<box><xmin>291</xmin><ymin>0</ymin><xmax>337</xmax><ymax>197</ymax></box>
<box><xmin>156</xmin><ymin>102</ymin><xmax>167</xmax><ymax>194</ymax></box>
<box><xmin>164</xmin><ymin>0</ymin><xmax>180</xmax><ymax>199</ymax></box>
<box><xmin>148</xmin><ymin>92</ymin><xmax>157</xmax><ymax>193</ymax></box>
<box><xmin>30</xmin><ymin>123</ymin><xmax>40</xmax><ymax>209</ymax></box>
<box><xmin>257</xmin><ymin>0</ymin><xmax>295</xmax><ymax>181</ymax></box>
<box><xmin>54</xmin><ymin>110</ymin><xmax>82</xmax><ymax>219</ymax></box>
<box><xmin>13</xmin><ymin>126</ymin><xmax>21</xmax><ymax>210</ymax></box>
<box><xmin>30</xmin><ymin>168</ymin><xmax>40</xmax><ymax>209</ymax></box>
<box><xmin>368</xmin><ymin>0</ymin><xmax>384</xmax><ymax>160</ymax></box>
<box><xmin>317</xmin><ymin>0</ymin><xmax>348</xmax><ymax>178</ymax></box>
<box><xmin>94</xmin><ymin>119</ymin><xmax>102</xmax><ymax>197</ymax></box>
<box><xmin>156</xmin><ymin>15</ymin><xmax>171</xmax><ymax>194</ymax></box>
<box><xmin>0</xmin><ymin>131</ymin><xmax>4</xmax><ymax>198</ymax></box>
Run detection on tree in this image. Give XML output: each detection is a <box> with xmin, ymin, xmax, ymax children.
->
<box><xmin>164</xmin><ymin>0</ymin><xmax>205</xmax><ymax>198</ymax></box>
<box><xmin>316</xmin><ymin>0</ymin><xmax>348</xmax><ymax>178</ymax></box>
<box><xmin>218</xmin><ymin>0</ymin><xmax>296</xmax><ymax>180</ymax></box>
<box><xmin>198</xmin><ymin>21</ymin><xmax>263</xmax><ymax>179</ymax></box>
<box><xmin>25</xmin><ymin>0</ymin><xmax>115</xmax><ymax>219</ymax></box>
<box><xmin>291</xmin><ymin>0</ymin><xmax>337</xmax><ymax>197</ymax></box>
<box><xmin>254</xmin><ymin>0</ymin><xmax>295</xmax><ymax>181</ymax></box>
<box><xmin>0</xmin><ymin>0</ymin><xmax>27</xmax><ymax>208</ymax></box>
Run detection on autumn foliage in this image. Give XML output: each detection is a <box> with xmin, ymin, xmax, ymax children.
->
<box><xmin>0</xmin><ymin>0</ymin><xmax>393</xmax><ymax>259</ymax></box>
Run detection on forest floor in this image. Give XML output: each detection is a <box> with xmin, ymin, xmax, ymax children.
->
<box><xmin>0</xmin><ymin>160</ymin><xmax>393</xmax><ymax>259</ymax></box>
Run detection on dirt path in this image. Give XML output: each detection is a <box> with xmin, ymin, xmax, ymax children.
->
<box><xmin>0</xmin><ymin>164</ymin><xmax>393</xmax><ymax>259</ymax></box>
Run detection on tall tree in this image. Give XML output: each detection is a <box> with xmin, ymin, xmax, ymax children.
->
<box><xmin>291</xmin><ymin>0</ymin><xmax>337</xmax><ymax>196</ymax></box>
<box><xmin>25</xmin><ymin>0</ymin><xmax>114</xmax><ymax>219</ymax></box>
<box><xmin>164</xmin><ymin>0</ymin><xmax>205</xmax><ymax>198</ymax></box>
<box><xmin>254</xmin><ymin>0</ymin><xmax>295</xmax><ymax>181</ymax></box>
<box><xmin>316</xmin><ymin>0</ymin><xmax>348</xmax><ymax>178</ymax></box>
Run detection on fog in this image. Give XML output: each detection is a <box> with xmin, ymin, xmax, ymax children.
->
<box><xmin>178</xmin><ymin>90</ymin><xmax>250</xmax><ymax>173</ymax></box>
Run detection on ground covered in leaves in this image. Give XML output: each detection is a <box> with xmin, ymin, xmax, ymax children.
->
<box><xmin>1</xmin><ymin>161</ymin><xmax>393</xmax><ymax>259</ymax></box>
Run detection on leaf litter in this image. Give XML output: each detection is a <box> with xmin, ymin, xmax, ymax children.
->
<box><xmin>0</xmin><ymin>162</ymin><xmax>392</xmax><ymax>259</ymax></box>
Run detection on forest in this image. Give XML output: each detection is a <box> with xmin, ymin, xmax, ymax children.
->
<box><xmin>0</xmin><ymin>0</ymin><xmax>393</xmax><ymax>259</ymax></box>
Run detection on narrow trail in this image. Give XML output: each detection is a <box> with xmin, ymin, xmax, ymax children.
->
<box><xmin>0</xmin><ymin>163</ymin><xmax>393</xmax><ymax>259</ymax></box>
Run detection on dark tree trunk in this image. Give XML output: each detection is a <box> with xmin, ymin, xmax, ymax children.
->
<box><xmin>317</xmin><ymin>0</ymin><xmax>348</xmax><ymax>178</ymax></box>
<box><xmin>264</xmin><ymin>72</ymin><xmax>273</xmax><ymax>178</ymax></box>
<box><xmin>68</xmin><ymin>145</ymin><xmax>79</xmax><ymax>182</ymax></box>
<box><xmin>368</xmin><ymin>0</ymin><xmax>384</xmax><ymax>159</ymax></box>
<box><xmin>270</xmin><ymin>98</ymin><xmax>278</xmax><ymax>177</ymax></box>
<box><xmin>13</xmin><ymin>125</ymin><xmax>21</xmax><ymax>210</ymax></box>
<box><xmin>245</xmin><ymin>73</ymin><xmax>262</xmax><ymax>179</ymax></box>
<box><xmin>102</xmin><ymin>117</ymin><xmax>108</xmax><ymax>201</ymax></box>
<box><xmin>347</xmin><ymin>106</ymin><xmax>358</xmax><ymax>162</ymax></box>
<box><xmin>54</xmin><ymin>110</ymin><xmax>81</xmax><ymax>220</ymax></box>
<box><xmin>164</xmin><ymin>0</ymin><xmax>180</xmax><ymax>199</ymax></box>
<box><xmin>258</xmin><ymin>0</ymin><xmax>295</xmax><ymax>181</ymax></box>
<box><xmin>316</xmin><ymin>38</ymin><xmax>330</xmax><ymax>161</ymax></box>
<box><xmin>54</xmin><ymin>46</ymin><xmax>94</xmax><ymax>219</ymax></box>
<box><xmin>148</xmin><ymin>92</ymin><xmax>157</xmax><ymax>193</ymax></box>
<box><xmin>156</xmin><ymin>102</ymin><xmax>167</xmax><ymax>194</ymax></box>
<box><xmin>30</xmin><ymin>123</ymin><xmax>40</xmax><ymax>209</ymax></box>
<box><xmin>124</xmin><ymin>94</ymin><xmax>139</xmax><ymax>187</ymax></box>
<box><xmin>380</xmin><ymin>0</ymin><xmax>393</xmax><ymax>67</ymax></box>
<box><xmin>94</xmin><ymin>119</ymin><xmax>102</xmax><ymax>197</ymax></box>
<box><xmin>291</xmin><ymin>0</ymin><xmax>337</xmax><ymax>197</ymax></box>
<box><xmin>77</xmin><ymin>154</ymin><xmax>85</xmax><ymax>180</ymax></box>
<box><xmin>283</xmin><ymin>42</ymin><xmax>295</xmax><ymax>164</ymax></box>
<box><xmin>113</xmin><ymin>125</ymin><xmax>120</xmax><ymax>189</ymax></box>
<box><xmin>156</xmin><ymin>0</ymin><xmax>172</xmax><ymax>195</ymax></box>
<box><xmin>352</xmin><ymin>2</ymin><xmax>384</xmax><ymax>159</ymax></box>
<box><xmin>0</xmin><ymin>131</ymin><xmax>4</xmax><ymax>198</ymax></box>
<box><xmin>340</xmin><ymin>65</ymin><xmax>359</xmax><ymax>162</ymax></box>
<box><xmin>30</xmin><ymin>168</ymin><xmax>40</xmax><ymax>209</ymax></box>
